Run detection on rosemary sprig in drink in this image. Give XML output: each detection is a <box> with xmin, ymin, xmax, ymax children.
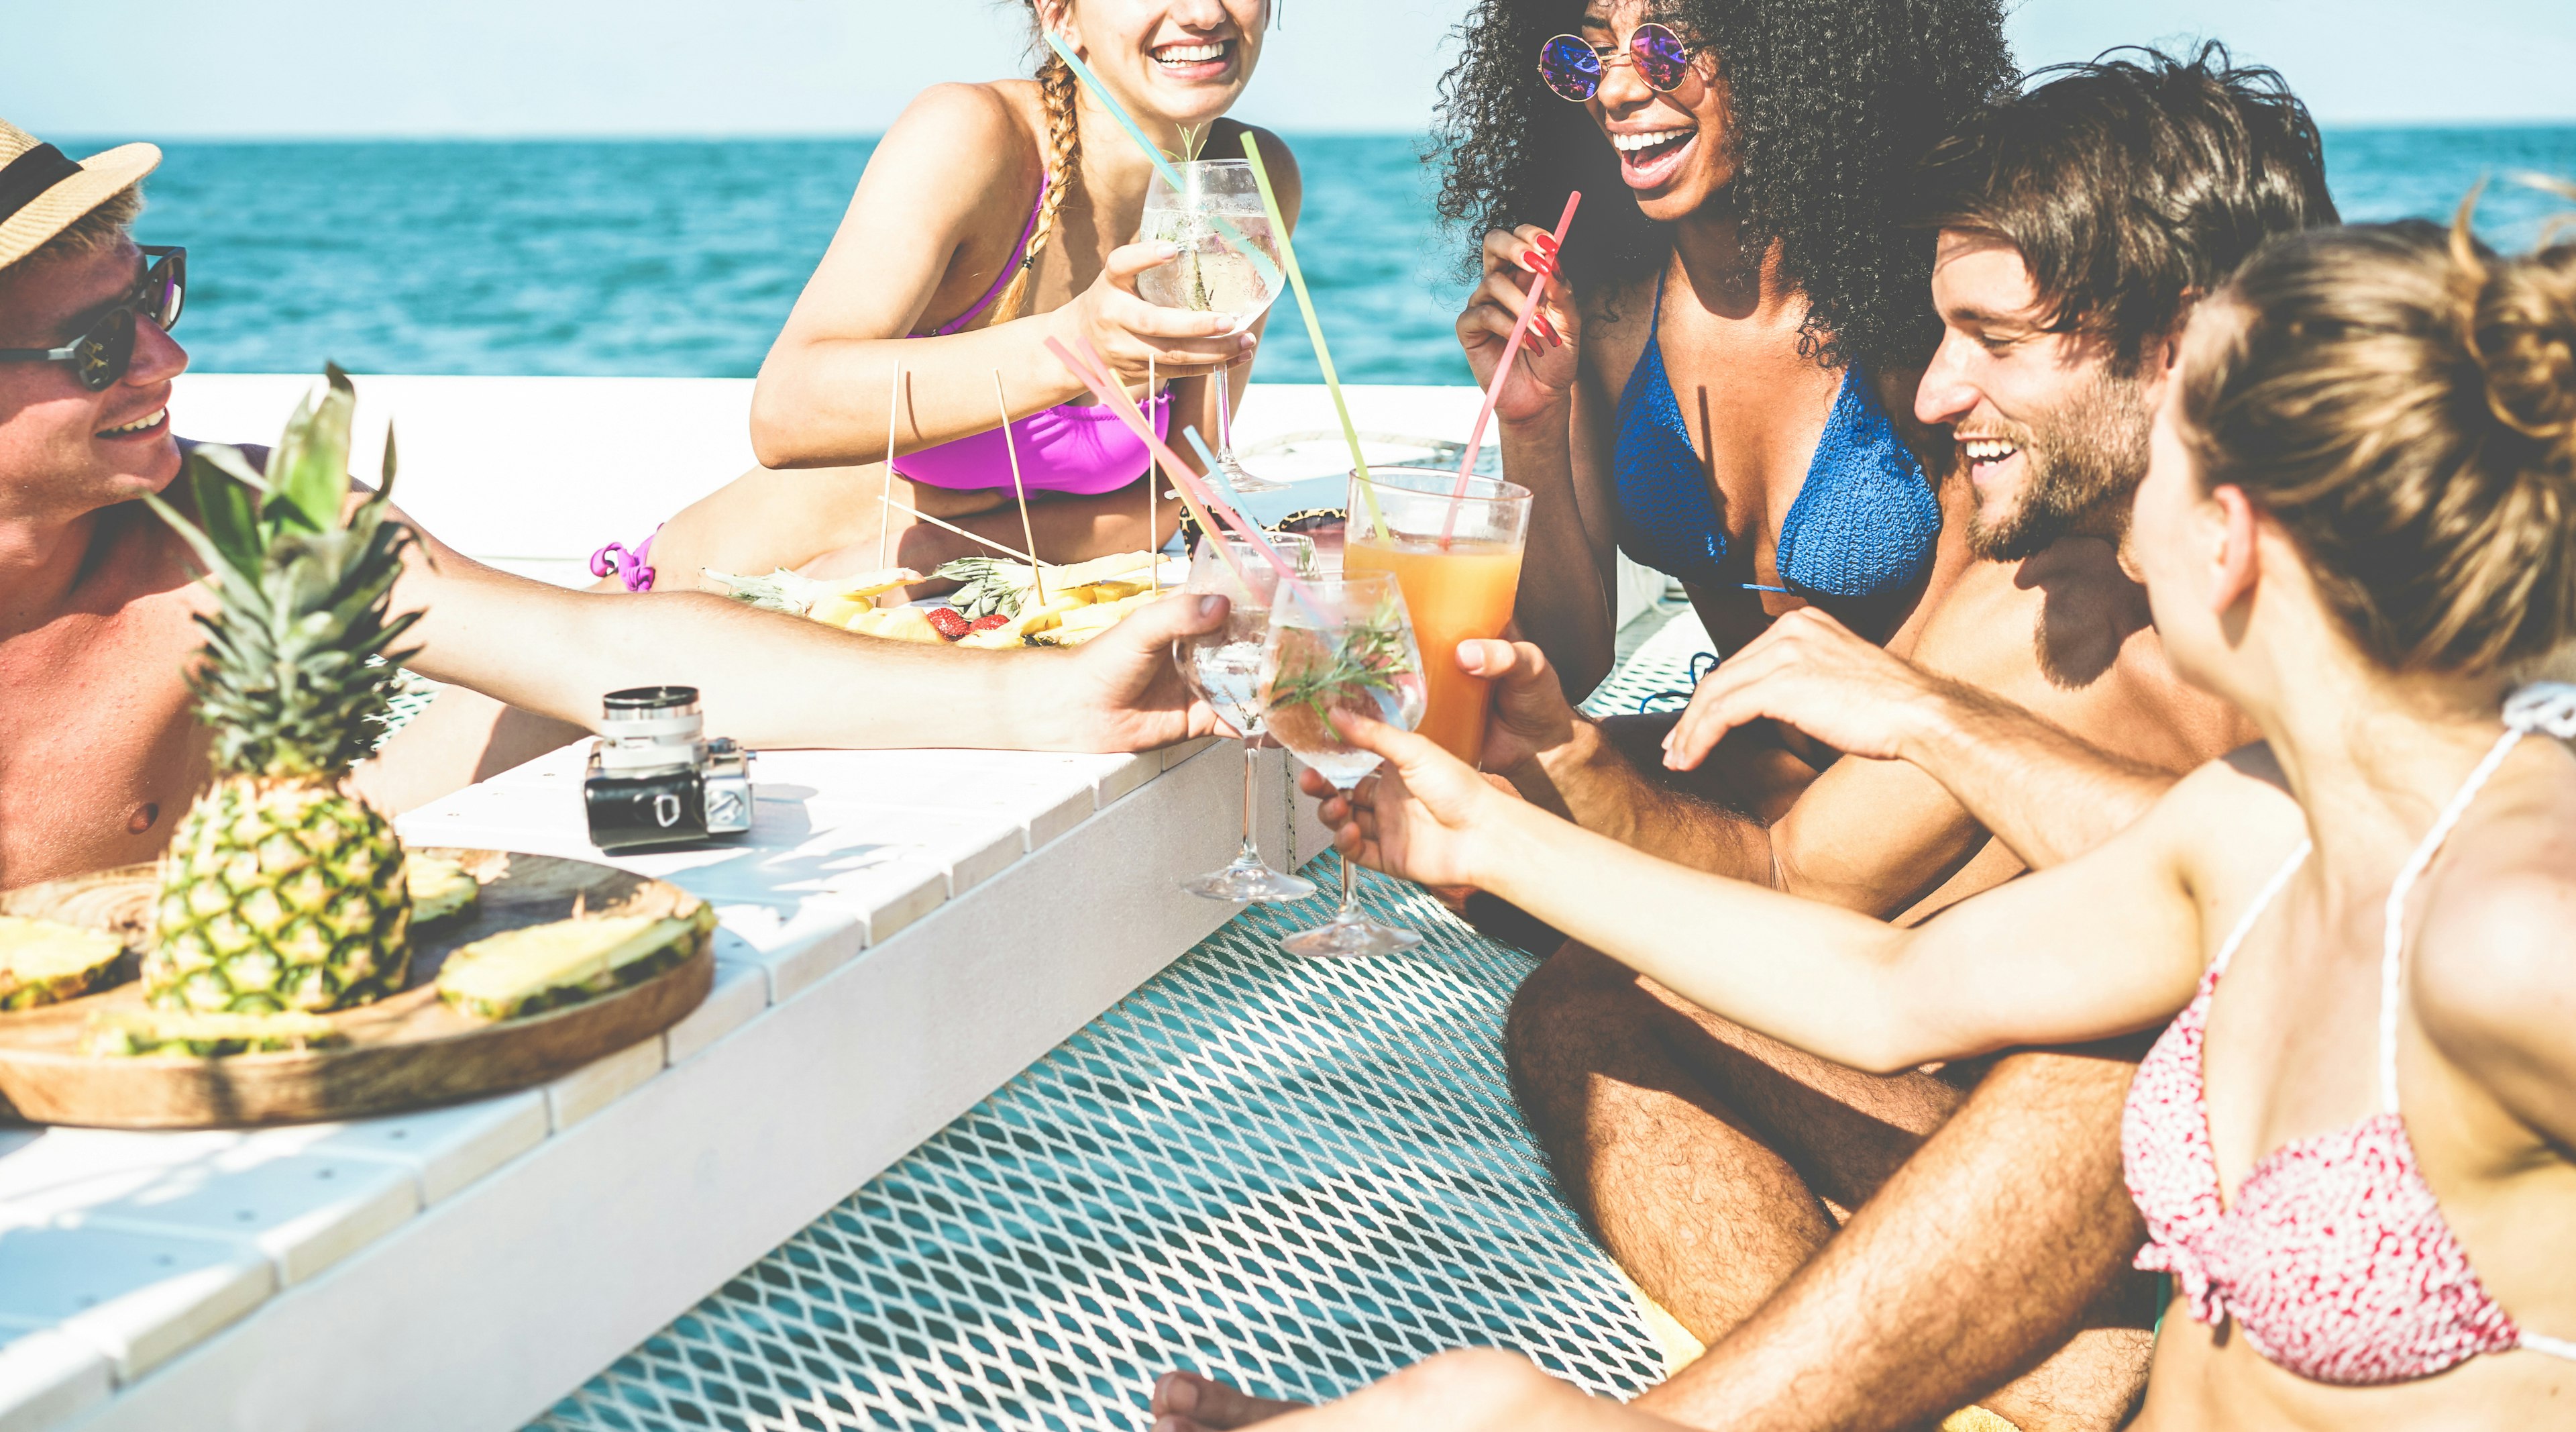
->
<box><xmin>1267</xmin><ymin>608</ymin><xmax>1415</xmax><ymax>729</ymax></box>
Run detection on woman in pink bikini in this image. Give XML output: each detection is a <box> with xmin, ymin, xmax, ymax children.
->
<box><xmin>600</xmin><ymin>0</ymin><xmax>1296</xmax><ymax>595</ymax></box>
<box><xmin>1274</xmin><ymin>209</ymin><xmax>2576</xmax><ymax>1427</ymax></box>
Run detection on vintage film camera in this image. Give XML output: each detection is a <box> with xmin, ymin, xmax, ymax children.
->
<box><xmin>582</xmin><ymin>686</ymin><xmax>755</xmax><ymax>852</ymax></box>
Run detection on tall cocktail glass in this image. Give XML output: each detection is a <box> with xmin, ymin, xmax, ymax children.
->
<box><xmin>1136</xmin><ymin>158</ymin><xmax>1287</xmax><ymax>491</ymax></box>
<box><xmin>1341</xmin><ymin>467</ymin><xmax>1532</xmax><ymax>766</ymax></box>
<box><xmin>1173</xmin><ymin>531</ymin><xmax>1319</xmax><ymax>903</ymax></box>
<box><xmin>1262</xmin><ymin>570</ymin><xmax>1428</xmax><ymax>956</ymax></box>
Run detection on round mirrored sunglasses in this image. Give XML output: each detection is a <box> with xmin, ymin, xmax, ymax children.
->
<box><xmin>1536</xmin><ymin>23</ymin><xmax>1691</xmax><ymax>103</ymax></box>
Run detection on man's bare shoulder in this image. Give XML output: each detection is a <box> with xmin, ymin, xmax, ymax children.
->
<box><xmin>1909</xmin><ymin>538</ymin><xmax>2248</xmax><ymax>768</ymax></box>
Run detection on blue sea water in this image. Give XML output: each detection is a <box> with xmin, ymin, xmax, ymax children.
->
<box><xmin>62</xmin><ymin>127</ymin><xmax>2576</xmax><ymax>385</ymax></box>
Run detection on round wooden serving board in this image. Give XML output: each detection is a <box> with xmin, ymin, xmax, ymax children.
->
<box><xmin>0</xmin><ymin>850</ymin><xmax>712</xmax><ymax>1129</ymax></box>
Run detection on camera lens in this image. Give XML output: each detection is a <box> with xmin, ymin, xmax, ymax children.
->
<box><xmin>603</xmin><ymin>685</ymin><xmax>701</xmax><ymax>719</ymax></box>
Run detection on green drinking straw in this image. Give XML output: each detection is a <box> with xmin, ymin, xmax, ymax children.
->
<box><xmin>1041</xmin><ymin>32</ymin><xmax>1281</xmax><ymax>292</ymax></box>
<box><xmin>1237</xmin><ymin>132</ymin><xmax>1383</xmax><ymax>530</ymax></box>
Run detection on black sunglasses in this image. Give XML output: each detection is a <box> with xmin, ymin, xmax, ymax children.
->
<box><xmin>0</xmin><ymin>245</ymin><xmax>186</xmax><ymax>391</ymax></box>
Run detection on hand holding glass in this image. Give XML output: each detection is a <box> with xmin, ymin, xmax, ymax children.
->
<box><xmin>1136</xmin><ymin>160</ymin><xmax>1284</xmax><ymax>339</ymax></box>
<box><xmin>1173</xmin><ymin>531</ymin><xmax>1319</xmax><ymax>903</ymax></box>
<box><xmin>1261</xmin><ymin>570</ymin><xmax>1429</xmax><ymax>957</ymax></box>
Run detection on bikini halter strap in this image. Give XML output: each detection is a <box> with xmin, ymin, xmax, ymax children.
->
<box><xmin>2377</xmin><ymin>681</ymin><xmax>2576</xmax><ymax>1113</ymax></box>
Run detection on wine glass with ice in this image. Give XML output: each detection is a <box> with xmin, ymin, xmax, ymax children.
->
<box><xmin>1260</xmin><ymin>569</ymin><xmax>1429</xmax><ymax>956</ymax></box>
<box><xmin>1173</xmin><ymin>530</ymin><xmax>1320</xmax><ymax>903</ymax></box>
<box><xmin>1136</xmin><ymin>159</ymin><xmax>1287</xmax><ymax>493</ymax></box>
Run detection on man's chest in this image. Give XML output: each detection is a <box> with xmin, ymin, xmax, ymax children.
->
<box><xmin>0</xmin><ymin>595</ymin><xmax>210</xmax><ymax>887</ymax></box>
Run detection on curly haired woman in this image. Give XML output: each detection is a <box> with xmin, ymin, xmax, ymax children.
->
<box><xmin>1442</xmin><ymin>0</ymin><xmax>2012</xmax><ymax>696</ymax></box>
<box><xmin>599</xmin><ymin>0</ymin><xmax>1300</xmax><ymax>596</ymax></box>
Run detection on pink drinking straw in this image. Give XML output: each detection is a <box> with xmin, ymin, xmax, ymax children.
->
<box><xmin>1043</xmin><ymin>338</ymin><xmax>1312</xmax><ymax>605</ymax></box>
<box><xmin>1450</xmin><ymin>191</ymin><xmax>1582</xmax><ymax>506</ymax></box>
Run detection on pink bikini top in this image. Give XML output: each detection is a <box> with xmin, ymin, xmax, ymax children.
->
<box><xmin>2123</xmin><ymin>683</ymin><xmax>2576</xmax><ymax>1386</ymax></box>
<box><xmin>896</xmin><ymin>174</ymin><xmax>1169</xmax><ymax>497</ymax></box>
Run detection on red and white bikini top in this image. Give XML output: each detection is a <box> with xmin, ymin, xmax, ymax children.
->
<box><xmin>2121</xmin><ymin>683</ymin><xmax>2576</xmax><ymax>1386</ymax></box>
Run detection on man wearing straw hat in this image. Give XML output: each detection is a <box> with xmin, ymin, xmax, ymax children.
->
<box><xmin>0</xmin><ymin>120</ymin><xmax>1230</xmax><ymax>889</ymax></box>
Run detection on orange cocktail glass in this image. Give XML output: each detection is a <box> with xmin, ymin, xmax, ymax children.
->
<box><xmin>1341</xmin><ymin>466</ymin><xmax>1532</xmax><ymax>766</ymax></box>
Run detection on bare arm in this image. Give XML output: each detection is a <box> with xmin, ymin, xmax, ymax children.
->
<box><xmin>749</xmin><ymin>93</ymin><xmax>1292</xmax><ymax>468</ymax></box>
<box><xmin>1458</xmin><ymin>227</ymin><xmax>1621</xmax><ymax>696</ymax></box>
<box><xmin>1334</xmin><ymin>718</ymin><xmax>2208</xmax><ymax>1074</ymax></box>
<box><xmin>1454</xmin><ymin>633</ymin><xmax>1992</xmax><ymax>914</ymax></box>
<box><xmin>1664</xmin><ymin>609</ymin><xmax>2178</xmax><ymax>872</ymax></box>
<box><xmin>385</xmin><ymin>511</ymin><xmax>1221</xmax><ymax>754</ymax></box>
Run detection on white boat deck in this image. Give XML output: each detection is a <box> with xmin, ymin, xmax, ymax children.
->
<box><xmin>0</xmin><ymin>372</ymin><xmax>1640</xmax><ymax>1432</ymax></box>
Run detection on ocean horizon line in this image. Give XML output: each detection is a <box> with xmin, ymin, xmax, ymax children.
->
<box><xmin>45</xmin><ymin>118</ymin><xmax>2576</xmax><ymax>147</ymax></box>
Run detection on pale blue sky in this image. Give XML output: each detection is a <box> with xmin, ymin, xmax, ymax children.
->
<box><xmin>8</xmin><ymin>0</ymin><xmax>2573</xmax><ymax>138</ymax></box>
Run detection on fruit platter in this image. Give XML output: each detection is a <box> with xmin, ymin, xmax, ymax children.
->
<box><xmin>0</xmin><ymin>849</ymin><xmax>715</xmax><ymax>1128</ymax></box>
<box><xmin>702</xmin><ymin>550</ymin><xmax>1175</xmax><ymax>648</ymax></box>
<box><xmin>0</xmin><ymin>371</ymin><xmax>712</xmax><ymax>1128</ymax></box>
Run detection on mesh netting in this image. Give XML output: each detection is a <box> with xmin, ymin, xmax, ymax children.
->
<box><xmin>523</xmin><ymin>614</ymin><xmax>1717</xmax><ymax>1432</ymax></box>
<box><xmin>526</xmin><ymin>862</ymin><xmax>1668</xmax><ymax>1432</ymax></box>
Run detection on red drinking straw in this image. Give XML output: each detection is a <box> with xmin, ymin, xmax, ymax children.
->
<box><xmin>1450</xmin><ymin>191</ymin><xmax>1582</xmax><ymax>501</ymax></box>
<box><xmin>1044</xmin><ymin>337</ymin><xmax>1313</xmax><ymax>604</ymax></box>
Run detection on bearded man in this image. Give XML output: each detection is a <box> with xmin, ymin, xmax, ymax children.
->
<box><xmin>1154</xmin><ymin>46</ymin><xmax>2336</xmax><ymax>1432</ymax></box>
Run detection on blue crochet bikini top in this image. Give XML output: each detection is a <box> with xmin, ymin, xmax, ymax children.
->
<box><xmin>1612</xmin><ymin>272</ymin><xmax>1939</xmax><ymax>597</ymax></box>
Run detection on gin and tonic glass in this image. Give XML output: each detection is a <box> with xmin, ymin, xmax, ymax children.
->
<box><xmin>1136</xmin><ymin>158</ymin><xmax>1286</xmax><ymax>492</ymax></box>
<box><xmin>1173</xmin><ymin>531</ymin><xmax>1319</xmax><ymax>902</ymax></box>
<box><xmin>1260</xmin><ymin>570</ymin><xmax>1428</xmax><ymax>956</ymax></box>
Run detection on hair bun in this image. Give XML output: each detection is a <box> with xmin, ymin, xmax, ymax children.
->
<box><xmin>2471</xmin><ymin>252</ymin><xmax>2576</xmax><ymax>450</ymax></box>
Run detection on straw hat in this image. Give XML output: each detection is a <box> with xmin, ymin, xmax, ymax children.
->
<box><xmin>0</xmin><ymin>119</ymin><xmax>160</xmax><ymax>272</ymax></box>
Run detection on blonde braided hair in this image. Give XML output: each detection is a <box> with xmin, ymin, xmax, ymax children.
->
<box><xmin>990</xmin><ymin>18</ymin><xmax>1083</xmax><ymax>323</ymax></box>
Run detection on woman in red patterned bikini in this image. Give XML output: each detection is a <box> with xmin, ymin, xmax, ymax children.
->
<box><xmin>600</xmin><ymin>0</ymin><xmax>1298</xmax><ymax>597</ymax></box>
<box><xmin>1275</xmin><ymin>208</ymin><xmax>2576</xmax><ymax>1428</ymax></box>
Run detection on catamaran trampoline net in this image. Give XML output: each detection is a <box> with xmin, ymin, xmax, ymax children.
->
<box><xmin>527</xmin><ymin>620</ymin><xmax>1715</xmax><ymax>1432</ymax></box>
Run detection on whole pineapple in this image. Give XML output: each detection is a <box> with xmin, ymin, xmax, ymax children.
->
<box><xmin>144</xmin><ymin>366</ymin><xmax>425</xmax><ymax>1013</ymax></box>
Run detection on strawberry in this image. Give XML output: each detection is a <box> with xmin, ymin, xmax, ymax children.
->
<box><xmin>968</xmin><ymin>613</ymin><xmax>1012</xmax><ymax>633</ymax></box>
<box><xmin>924</xmin><ymin>607</ymin><xmax>973</xmax><ymax>641</ymax></box>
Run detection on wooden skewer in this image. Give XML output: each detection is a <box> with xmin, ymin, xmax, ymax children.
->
<box><xmin>878</xmin><ymin>363</ymin><xmax>902</xmax><ymax>571</ymax></box>
<box><xmin>994</xmin><ymin>370</ymin><xmax>1045</xmax><ymax>607</ymax></box>
<box><xmin>1148</xmin><ymin>359</ymin><xmax>1163</xmax><ymax>593</ymax></box>
<box><xmin>878</xmin><ymin>495</ymin><xmax>1037</xmax><ymax>566</ymax></box>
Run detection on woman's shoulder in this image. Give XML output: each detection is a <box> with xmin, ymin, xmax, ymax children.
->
<box><xmin>879</xmin><ymin>81</ymin><xmax>1045</xmax><ymax>181</ymax></box>
<box><xmin>2412</xmin><ymin>748</ymin><xmax>2576</xmax><ymax>1108</ymax></box>
<box><xmin>2137</xmin><ymin>742</ymin><xmax>2308</xmax><ymax>899</ymax></box>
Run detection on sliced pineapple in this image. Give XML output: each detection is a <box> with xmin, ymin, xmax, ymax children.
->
<box><xmin>437</xmin><ymin>905</ymin><xmax>712</xmax><ymax>1021</ymax></box>
<box><xmin>932</xmin><ymin>552</ymin><xmax>1158</xmax><ymax>620</ymax></box>
<box><xmin>1053</xmin><ymin>590</ymin><xmax>1157</xmax><ymax>634</ymax></box>
<box><xmin>85</xmin><ymin>1009</ymin><xmax>345</xmax><ymax>1058</ymax></box>
<box><xmin>0</xmin><ymin>916</ymin><xmax>126</xmax><ymax>1011</ymax></box>
<box><xmin>408</xmin><ymin>855</ymin><xmax>480</xmax><ymax>929</ymax></box>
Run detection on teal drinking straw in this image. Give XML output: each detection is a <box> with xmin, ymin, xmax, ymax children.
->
<box><xmin>1236</xmin><ymin>132</ymin><xmax>1383</xmax><ymax>527</ymax></box>
<box><xmin>1041</xmin><ymin>32</ymin><xmax>1281</xmax><ymax>291</ymax></box>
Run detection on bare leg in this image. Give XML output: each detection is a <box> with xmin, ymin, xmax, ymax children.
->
<box><xmin>1633</xmin><ymin>1048</ymin><xmax>2153</xmax><ymax>1432</ymax></box>
<box><xmin>1155</xmin><ymin>1349</ymin><xmax>1681</xmax><ymax>1432</ymax></box>
<box><xmin>1508</xmin><ymin>946</ymin><xmax>1963</xmax><ymax>1339</ymax></box>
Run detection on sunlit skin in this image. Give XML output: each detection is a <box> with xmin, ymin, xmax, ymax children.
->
<box><xmin>384</xmin><ymin>0</ymin><xmax>1303</xmax><ymax>778</ymax></box>
<box><xmin>1917</xmin><ymin>232</ymin><xmax>2153</xmax><ymax>555</ymax></box>
<box><xmin>1199</xmin><ymin>359</ymin><xmax>2576</xmax><ymax>1432</ymax></box>
<box><xmin>1</xmin><ymin>234</ymin><xmax>1245</xmax><ymax>886</ymax></box>
<box><xmin>1155</xmin><ymin>31</ymin><xmax>2264</xmax><ymax>1432</ymax></box>
<box><xmin>633</xmin><ymin>0</ymin><xmax>1301</xmax><ymax>601</ymax></box>
<box><xmin>1148</xmin><ymin>222</ymin><xmax>2252</xmax><ymax>1427</ymax></box>
<box><xmin>0</xmin><ymin>238</ymin><xmax>210</xmax><ymax>882</ymax></box>
<box><xmin>1464</xmin><ymin>0</ymin><xmax>1948</xmax><ymax>698</ymax></box>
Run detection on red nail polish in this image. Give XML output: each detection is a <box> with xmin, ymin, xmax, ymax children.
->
<box><xmin>1534</xmin><ymin>232</ymin><xmax>1561</xmax><ymax>254</ymax></box>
